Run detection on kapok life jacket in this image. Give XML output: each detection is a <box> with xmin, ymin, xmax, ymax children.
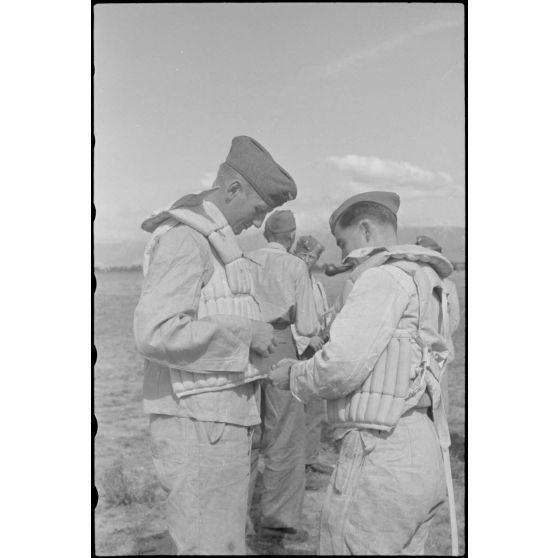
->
<box><xmin>142</xmin><ymin>200</ymin><xmax>266</xmax><ymax>397</ymax></box>
<box><xmin>326</xmin><ymin>245</ymin><xmax>454</xmax><ymax>432</ymax></box>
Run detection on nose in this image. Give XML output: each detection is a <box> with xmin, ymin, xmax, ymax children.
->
<box><xmin>253</xmin><ymin>218</ymin><xmax>264</xmax><ymax>228</ymax></box>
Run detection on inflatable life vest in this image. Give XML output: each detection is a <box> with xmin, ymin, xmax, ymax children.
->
<box><xmin>326</xmin><ymin>245</ymin><xmax>454</xmax><ymax>432</ymax></box>
<box><xmin>142</xmin><ymin>200</ymin><xmax>265</xmax><ymax>397</ymax></box>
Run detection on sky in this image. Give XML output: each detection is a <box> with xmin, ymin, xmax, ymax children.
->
<box><xmin>94</xmin><ymin>3</ymin><xmax>465</xmax><ymax>245</ymax></box>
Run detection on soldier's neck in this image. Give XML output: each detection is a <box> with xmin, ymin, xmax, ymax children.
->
<box><xmin>371</xmin><ymin>229</ymin><xmax>398</xmax><ymax>248</ymax></box>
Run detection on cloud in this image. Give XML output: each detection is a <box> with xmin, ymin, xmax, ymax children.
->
<box><xmin>326</xmin><ymin>154</ymin><xmax>462</xmax><ymax>198</ymax></box>
<box><xmin>324</xmin><ymin>18</ymin><xmax>462</xmax><ymax>77</ymax></box>
<box><xmin>199</xmin><ymin>170</ymin><xmax>217</xmax><ymax>189</ymax></box>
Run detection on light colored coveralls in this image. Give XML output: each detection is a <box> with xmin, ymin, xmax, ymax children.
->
<box><xmin>247</xmin><ymin>242</ymin><xmax>319</xmax><ymax>529</ymax></box>
<box><xmin>289</xmin><ymin>247</ymin><xmax>451</xmax><ymax>555</ymax></box>
<box><xmin>134</xmin><ymin>199</ymin><xmax>262</xmax><ymax>555</ymax></box>
<box><xmin>291</xmin><ymin>275</ymin><xmax>331</xmax><ymax>465</ymax></box>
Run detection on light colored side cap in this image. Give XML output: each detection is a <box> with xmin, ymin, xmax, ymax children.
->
<box><xmin>329</xmin><ymin>191</ymin><xmax>400</xmax><ymax>233</ymax></box>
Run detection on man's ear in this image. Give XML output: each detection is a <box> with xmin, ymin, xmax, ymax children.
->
<box><xmin>359</xmin><ymin>219</ymin><xmax>374</xmax><ymax>242</ymax></box>
<box><xmin>224</xmin><ymin>180</ymin><xmax>243</xmax><ymax>202</ymax></box>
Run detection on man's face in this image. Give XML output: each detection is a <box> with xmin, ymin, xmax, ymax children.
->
<box><xmin>333</xmin><ymin>221</ymin><xmax>369</xmax><ymax>261</ymax></box>
<box><xmin>227</xmin><ymin>184</ymin><xmax>271</xmax><ymax>234</ymax></box>
<box><xmin>300</xmin><ymin>251</ymin><xmax>320</xmax><ymax>271</ymax></box>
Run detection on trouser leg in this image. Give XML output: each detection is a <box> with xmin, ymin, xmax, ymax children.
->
<box><xmin>150</xmin><ymin>415</ymin><xmax>251</xmax><ymax>555</ymax></box>
<box><xmin>401</xmin><ymin>517</ymin><xmax>435</xmax><ymax>555</ymax></box>
<box><xmin>246</xmin><ymin>424</ymin><xmax>261</xmax><ymax>535</ymax></box>
<box><xmin>247</xmin><ymin>382</ymin><xmax>262</xmax><ymax>528</ymax></box>
<box><xmin>304</xmin><ymin>398</ymin><xmax>325</xmax><ymax>465</ymax></box>
<box><xmin>260</xmin><ymin>382</ymin><xmax>306</xmax><ymax>529</ymax></box>
<box><xmin>319</xmin><ymin>411</ymin><xmax>446</xmax><ymax>555</ymax></box>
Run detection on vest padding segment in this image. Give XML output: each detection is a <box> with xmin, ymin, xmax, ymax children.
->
<box><xmin>365</xmin><ymin>393</ymin><xmax>382</xmax><ymax>425</ymax></box>
<box><xmin>168</xmin><ymin>208</ymin><xmax>215</xmax><ymax>237</ymax></box>
<box><xmin>367</xmin><ymin>348</ymin><xmax>387</xmax><ymax>423</ymax></box>
<box><xmin>375</xmin><ymin>339</ymin><xmax>400</xmax><ymax>425</ymax></box>
<box><xmin>356</xmin><ymin>372</ymin><xmax>373</xmax><ymax>422</ymax></box>
<box><xmin>370</xmin><ymin>345</ymin><xmax>388</xmax><ymax>396</ymax></box>
<box><xmin>383</xmin><ymin>338</ymin><xmax>400</xmax><ymax>395</ymax></box>
<box><xmin>395</xmin><ymin>336</ymin><xmax>412</xmax><ymax>397</ymax></box>
<box><xmin>348</xmin><ymin>387</ymin><xmax>362</xmax><ymax>423</ymax></box>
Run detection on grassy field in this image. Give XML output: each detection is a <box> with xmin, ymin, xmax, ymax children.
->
<box><xmin>94</xmin><ymin>269</ymin><xmax>465</xmax><ymax>555</ymax></box>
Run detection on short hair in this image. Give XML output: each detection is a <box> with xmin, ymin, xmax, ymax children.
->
<box><xmin>214</xmin><ymin>163</ymin><xmax>248</xmax><ymax>188</ymax></box>
<box><xmin>264</xmin><ymin>229</ymin><xmax>295</xmax><ymax>245</ymax></box>
<box><xmin>337</xmin><ymin>201</ymin><xmax>397</xmax><ymax>232</ymax></box>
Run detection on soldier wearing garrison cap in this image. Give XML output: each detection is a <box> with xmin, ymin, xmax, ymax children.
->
<box><xmin>270</xmin><ymin>191</ymin><xmax>460</xmax><ymax>555</ymax></box>
<box><xmin>415</xmin><ymin>235</ymin><xmax>461</xmax><ymax>413</ymax></box>
<box><xmin>415</xmin><ymin>234</ymin><xmax>460</xmax><ymax>344</ymax></box>
<box><xmin>291</xmin><ymin>235</ymin><xmax>335</xmax><ymax>480</ymax></box>
<box><xmin>245</xmin><ymin>210</ymin><xmax>320</xmax><ymax>543</ymax></box>
<box><xmin>134</xmin><ymin>136</ymin><xmax>297</xmax><ymax>555</ymax></box>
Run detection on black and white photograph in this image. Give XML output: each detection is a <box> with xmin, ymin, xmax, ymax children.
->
<box><xmin>93</xmin><ymin>2</ymin><xmax>466</xmax><ymax>555</ymax></box>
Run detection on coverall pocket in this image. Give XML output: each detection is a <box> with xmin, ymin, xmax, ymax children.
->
<box><xmin>207</xmin><ymin>422</ymin><xmax>226</xmax><ymax>444</ymax></box>
<box><xmin>333</xmin><ymin>457</ymin><xmax>360</xmax><ymax>495</ymax></box>
<box><xmin>332</xmin><ymin>433</ymin><xmax>370</xmax><ymax>495</ymax></box>
<box><xmin>149</xmin><ymin>417</ymin><xmax>186</xmax><ymax>492</ymax></box>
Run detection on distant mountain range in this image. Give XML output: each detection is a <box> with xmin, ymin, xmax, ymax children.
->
<box><xmin>94</xmin><ymin>226</ymin><xmax>465</xmax><ymax>269</ymax></box>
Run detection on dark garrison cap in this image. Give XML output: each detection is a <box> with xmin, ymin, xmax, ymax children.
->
<box><xmin>224</xmin><ymin>136</ymin><xmax>297</xmax><ymax>209</ymax></box>
<box><xmin>329</xmin><ymin>191</ymin><xmax>400</xmax><ymax>233</ymax></box>
<box><xmin>264</xmin><ymin>209</ymin><xmax>296</xmax><ymax>235</ymax></box>
<box><xmin>415</xmin><ymin>235</ymin><xmax>442</xmax><ymax>252</ymax></box>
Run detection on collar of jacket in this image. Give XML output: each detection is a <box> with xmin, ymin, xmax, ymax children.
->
<box><xmin>266</xmin><ymin>242</ymin><xmax>288</xmax><ymax>253</ymax></box>
<box><xmin>140</xmin><ymin>190</ymin><xmax>217</xmax><ymax>233</ymax></box>
<box><xmin>347</xmin><ymin>244</ymin><xmax>454</xmax><ymax>279</ymax></box>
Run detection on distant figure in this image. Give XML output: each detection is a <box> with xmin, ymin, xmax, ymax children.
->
<box><xmin>133</xmin><ymin>136</ymin><xmax>297</xmax><ymax>555</ymax></box>
<box><xmin>291</xmin><ymin>235</ymin><xmax>334</xmax><ymax>478</ymax></box>
<box><xmin>246</xmin><ymin>210</ymin><xmax>320</xmax><ymax>543</ymax></box>
<box><xmin>415</xmin><ymin>235</ymin><xmax>461</xmax><ymax>356</ymax></box>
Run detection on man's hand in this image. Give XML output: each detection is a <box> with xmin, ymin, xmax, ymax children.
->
<box><xmin>249</xmin><ymin>320</ymin><xmax>276</xmax><ymax>358</ymax></box>
<box><xmin>269</xmin><ymin>358</ymin><xmax>298</xmax><ymax>390</ymax></box>
<box><xmin>307</xmin><ymin>336</ymin><xmax>324</xmax><ymax>352</ymax></box>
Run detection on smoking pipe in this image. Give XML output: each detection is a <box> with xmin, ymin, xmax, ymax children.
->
<box><xmin>323</xmin><ymin>258</ymin><xmax>357</xmax><ymax>276</ymax></box>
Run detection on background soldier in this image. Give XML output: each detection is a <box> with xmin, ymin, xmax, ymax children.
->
<box><xmin>247</xmin><ymin>210</ymin><xmax>319</xmax><ymax>543</ymax></box>
<box><xmin>269</xmin><ymin>191</ymin><xmax>457</xmax><ymax>555</ymax></box>
<box><xmin>133</xmin><ymin>136</ymin><xmax>296</xmax><ymax>555</ymax></box>
<box><xmin>415</xmin><ymin>234</ymin><xmax>461</xmax><ymax>344</ymax></box>
<box><xmin>291</xmin><ymin>235</ymin><xmax>334</xmax><ymax>481</ymax></box>
<box><xmin>415</xmin><ymin>234</ymin><xmax>461</xmax><ymax>412</ymax></box>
